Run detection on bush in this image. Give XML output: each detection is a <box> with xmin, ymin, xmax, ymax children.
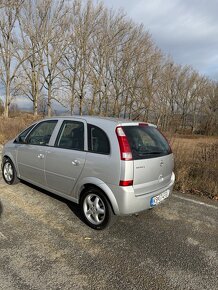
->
<box><xmin>171</xmin><ymin>135</ymin><xmax>218</xmax><ymax>199</ymax></box>
<box><xmin>0</xmin><ymin>114</ymin><xmax>41</xmax><ymax>144</ymax></box>
<box><xmin>0</xmin><ymin>99</ymin><xmax>4</xmax><ymax>115</ymax></box>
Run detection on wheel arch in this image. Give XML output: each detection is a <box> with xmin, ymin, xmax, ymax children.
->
<box><xmin>76</xmin><ymin>179</ymin><xmax>120</xmax><ymax>215</ymax></box>
<box><xmin>2</xmin><ymin>153</ymin><xmax>20</xmax><ymax>185</ymax></box>
<box><xmin>2</xmin><ymin>153</ymin><xmax>18</xmax><ymax>175</ymax></box>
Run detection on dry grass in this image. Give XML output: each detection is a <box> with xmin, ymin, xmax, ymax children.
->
<box><xmin>0</xmin><ymin>116</ymin><xmax>217</xmax><ymax>200</ymax></box>
<box><xmin>169</xmin><ymin>135</ymin><xmax>218</xmax><ymax>200</ymax></box>
<box><xmin>0</xmin><ymin>114</ymin><xmax>42</xmax><ymax>144</ymax></box>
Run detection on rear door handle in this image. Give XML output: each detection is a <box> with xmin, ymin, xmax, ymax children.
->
<box><xmin>72</xmin><ymin>160</ymin><xmax>80</xmax><ymax>166</ymax></box>
<box><xmin>37</xmin><ymin>154</ymin><xmax>45</xmax><ymax>159</ymax></box>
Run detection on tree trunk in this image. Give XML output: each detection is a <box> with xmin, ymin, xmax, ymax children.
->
<box><xmin>79</xmin><ymin>95</ymin><xmax>83</xmax><ymax>116</ymax></box>
<box><xmin>70</xmin><ymin>94</ymin><xmax>75</xmax><ymax>115</ymax></box>
<box><xmin>33</xmin><ymin>102</ymin><xmax>38</xmax><ymax>116</ymax></box>
<box><xmin>123</xmin><ymin>95</ymin><xmax>129</xmax><ymax>119</ymax></box>
<box><xmin>90</xmin><ymin>92</ymin><xmax>96</xmax><ymax>115</ymax></box>
<box><xmin>47</xmin><ymin>83</ymin><xmax>52</xmax><ymax>117</ymax></box>
<box><xmin>4</xmin><ymin>81</ymin><xmax>10</xmax><ymax>118</ymax></box>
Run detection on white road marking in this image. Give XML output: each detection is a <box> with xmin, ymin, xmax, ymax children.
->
<box><xmin>173</xmin><ymin>194</ymin><xmax>218</xmax><ymax>210</ymax></box>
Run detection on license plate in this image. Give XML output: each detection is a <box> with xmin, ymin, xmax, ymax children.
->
<box><xmin>150</xmin><ymin>190</ymin><xmax>170</xmax><ymax>206</ymax></box>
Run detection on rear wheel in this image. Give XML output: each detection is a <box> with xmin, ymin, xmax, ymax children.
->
<box><xmin>80</xmin><ymin>187</ymin><xmax>115</xmax><ymax>230</ymax></box>
<box><xmin>2</xmin><ymin>158</ymin><xmax>19</xmax><ymax>185</ymax></box>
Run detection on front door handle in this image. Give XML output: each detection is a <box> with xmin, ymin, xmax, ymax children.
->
<box><xmin>72</xmin><ymin>160</ymin><xmax>80</xmax><ymax>166</ymax></box>
<box><xmin>37</xmin><ymin>154</ymin><xmax>45</xmax><ymax>159</ymax></box>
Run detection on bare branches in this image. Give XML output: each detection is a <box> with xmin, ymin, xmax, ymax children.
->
<box><xmin>0</xmin><ymin>0</ymin><xmax>216</xmax><ymax>134</ymax></box>
<box><xmin>0</xmin><ymin>1</ymin><xmax>24</xmax><ymax>116</ymax></box>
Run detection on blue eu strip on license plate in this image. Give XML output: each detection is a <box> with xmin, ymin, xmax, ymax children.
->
<box><xmin>150</xmin><ymin>190</ymin><xmax>170</xmax><ymax>207</ymax></box>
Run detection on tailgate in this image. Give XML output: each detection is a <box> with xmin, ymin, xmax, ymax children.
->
<box><xmin>133</xmin><ymin>154</ymin><xmax>174</xmax><ymax>195</ymax></box>
<box><xmin>122</xmin><ymin>124</ymin><xmax>174</xmax><ymax>196</ymax></box>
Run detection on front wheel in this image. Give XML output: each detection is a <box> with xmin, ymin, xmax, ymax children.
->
<box><xmin>80</xmin><ymin>187</ymin><xmax>115</xmax><ymax>230</ymax></box>
<box><xmin>2</xmin><ymin>158</ymin><xmax>19</xmax><ymax>185</ymax></box>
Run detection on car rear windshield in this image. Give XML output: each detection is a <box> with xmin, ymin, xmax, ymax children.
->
<box><xmin>123</xmin><ymin>125</ymin><xmax>172</xmax><ymax>160</ymax></box>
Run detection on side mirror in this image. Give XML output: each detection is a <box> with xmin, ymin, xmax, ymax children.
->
<box><xmin>15</xmin><ymin>137</ymin><xmax>20</xmax><ymax>143</ymax></box>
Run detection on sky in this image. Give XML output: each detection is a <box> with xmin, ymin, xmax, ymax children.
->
<box><xmin>101</xmin><ymin>0</ymin><xmax>218</xmax><ymax>81</ymax></box>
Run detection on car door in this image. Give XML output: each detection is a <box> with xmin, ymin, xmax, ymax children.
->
<box><xmin>16</xmin><ymin>120</ymin><xmax>58</xmax><ymax>186</ymax></box>
<box><xmin>45</xmin><ymin>120</ymin><xmax>87</xmax><ymax>196</ymax></box>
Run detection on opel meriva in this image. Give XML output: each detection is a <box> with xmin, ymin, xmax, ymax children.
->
<box><xmin>1</xmin><ymin>116</ymin><xmax>175</xmax><ymax>229</ymax></box>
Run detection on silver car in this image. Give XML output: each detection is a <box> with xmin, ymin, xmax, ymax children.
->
<box><xmin>1</xmin><ymin>116</ymin><xmax>175</xmax><ymax>229</ymax></box>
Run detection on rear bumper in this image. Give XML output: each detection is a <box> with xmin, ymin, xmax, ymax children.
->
<box><xmin>108</xmin><ymin>172</ymin><xmax>175</xmax><ymax>215</ymax></box>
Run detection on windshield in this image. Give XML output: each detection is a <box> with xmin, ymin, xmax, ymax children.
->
<box><xmin>123</xmin><ymin>125</ymin><xmax>172</xmax><ymax>160</ymax></box>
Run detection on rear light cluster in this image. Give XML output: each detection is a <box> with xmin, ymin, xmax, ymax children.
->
<box><xmin>115</xmin><ymin>127</ymin><xmax>132</xmax><ymax>161</ymax></box>
<box><xmin>116</xmin><ymin>126</ymin><xmax>133</xmax><ymax>187</ymax></box>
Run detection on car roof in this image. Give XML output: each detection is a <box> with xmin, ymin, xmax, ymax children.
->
<box><xmin>41</xmin><ymin>115</ymin><xmax>148</xmax><ymax>127</ymax></box>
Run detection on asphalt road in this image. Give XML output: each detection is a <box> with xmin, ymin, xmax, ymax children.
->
<box><xmin>0</xmin><ymin>152</ymin><xmax>217</xmax><ymax>289</ymax></box>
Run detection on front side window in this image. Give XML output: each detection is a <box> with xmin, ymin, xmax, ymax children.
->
<box><xmin>88</xmin><ymin>124</ymin><xmax>110</xmax><ymax>155</ymax></box>
<box><xmin>123</xmin><ymin>125</ymin><xmax>171</xmax><ymax>160</ymax></box>
<box><xmin>56</xmin><ymin>120</ymin><xmax>84</xmax><ymax>150</ymax></box>
<box><xmin>14</xmin><ymin>124</ymin><xmax>36</xmax><ymax>143</ymax></box>
<box><xmin>26</xmin><ymin>120</ymin><xmax>57</xmax><ymax>146</ymax></box>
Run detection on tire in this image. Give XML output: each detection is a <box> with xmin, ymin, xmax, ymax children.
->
<box><xmin>80</xmin><ymin>187</ymin><xmax>115</xmax><ymax>230</ymax></box>
<box><xmin>2</xmin><ymin>158</ymin><xmax>19</xmax><ymax>185</ymax></box>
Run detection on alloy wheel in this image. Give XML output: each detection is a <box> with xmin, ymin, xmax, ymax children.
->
<box><xmin>83</xmin><ymin>193</ymin><xmax>106</xmax><ymax>225</ymax></box>
<box><xmin>3</xmin><ymin>162</ymin><xmax>14</xmax><ymax>182</ymax></box>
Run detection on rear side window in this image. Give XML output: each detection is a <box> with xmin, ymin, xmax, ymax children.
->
<box><xmin>123</xmin><ymin>125</ymin><xmax>171</xmax><ymax>160</ymax></box>
<box><xmin>56</xmin><ymin>121</ymin><xmax>84</xmax><ymax>150</ymax></box>
<box><xmin>88</xmin><ymin>124</ymin><xmax>110</xmax><ymax>155</ymax></box>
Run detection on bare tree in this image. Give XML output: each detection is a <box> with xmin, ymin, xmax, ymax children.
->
<box><xmin>38</xmin><ymin>0</ymin><xmax>71</xmax><ymax>117</ymax></box>
<box><xmin>15</xmin><ymin>0</ymin><xmax>48</xmax><ymax>116</ymax></box>
<box><xmin>0</xmin><ymin>0</ymin><xmax>216</xmax><ymax>134</ymax></box>
<box><xmin>87</xmin><ymin>4</ymin><xmax>111</xmax><ymax>115</ymax></box>
<box><xmin>0</xmin><ymin>0</ymin><xmax>25</xmax><ymax>117</ymax></box>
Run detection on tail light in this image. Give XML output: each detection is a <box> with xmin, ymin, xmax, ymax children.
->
<box><xmin>119</xmin><ymin>180</ymin><xmax>133</xmax><ymax>186</ymax></box>
<box><xmin>116</xmin><ymin>126</ymin><xmax>133</xmax><ymax>186</ymax></box>
<box><xmin>115</xmin><ymin>126</ymin><xmax>132</xmax><ymax>161</ymax></box>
